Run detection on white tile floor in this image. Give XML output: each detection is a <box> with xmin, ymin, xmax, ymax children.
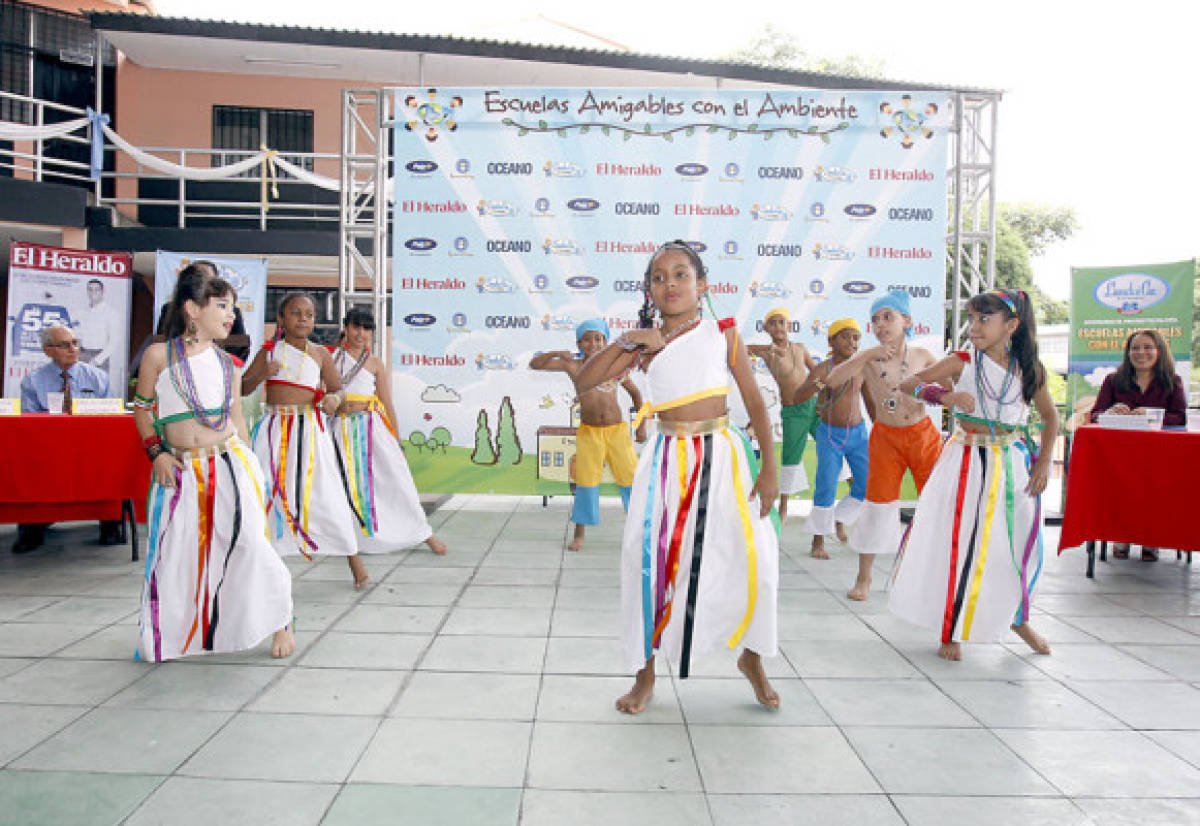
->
<box><xmin>2</xmin><ymin>495</ymin><xmax>1200</xmax><ymax>825</ymax></box>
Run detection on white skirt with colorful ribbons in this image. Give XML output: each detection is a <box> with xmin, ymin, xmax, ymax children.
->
<box><xmin>138</xmin><ymin>438</ymin><xmax>293</xmax><ymax>662</ymax></box>
<box><xmin>888</xmin><ymin>427</ymin><xmax>1044</xmax><ymax>644</ymax></box>
<box><xmin>251</xmin><ymin>404</ymin><xmax>358</xmax><ymax>558</ymax></box>
<box><xmin>329</xmin><ymin>399</ymin><xmax>433</xmax><ymax>553</ymax></box>
<box><xmin>620</xmin><ymin>416</ymin><xmax>779</xmax><ymax>676</ymax></box>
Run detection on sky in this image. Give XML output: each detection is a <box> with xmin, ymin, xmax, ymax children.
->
<box><xmin>156</xmin><ymin>0</ymin><xmax>1200</xmax><ymax>300</ymax></box>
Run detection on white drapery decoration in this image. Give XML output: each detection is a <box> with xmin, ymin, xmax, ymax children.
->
<box><xmin>0</xmin><ymin>116</ymin><xmax>89</xmax><ymax>142</ymax></box>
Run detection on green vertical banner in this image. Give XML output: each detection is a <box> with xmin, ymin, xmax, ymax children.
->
<box><xmin>1068</xmin><ymin>259</ymin><xmax>1196</xmax><ymax>415</ymax></box>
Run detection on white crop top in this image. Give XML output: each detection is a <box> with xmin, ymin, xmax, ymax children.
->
<box><xmin>643</xmin><ymin>319</ymin><xmax>731</xmax><ymax>408</ymax></box>
<box><xmin>333</xmin><ymin>349</ymin><xmax>376</xmax><ymax>396</ymax></box>
<box><xmin>154</xmin><ymin>346</ymin><xmax>231</xmax><ymax>420</ymax></box>
<box><xmin>266</xmin><ymin>340</ymin><xmax>320</xmax><ymax>390</ymax></box>
<box><xmin>955</xmin><ymin>348</ymin><xmax>1029</xmax><ymax>427</ymax></box>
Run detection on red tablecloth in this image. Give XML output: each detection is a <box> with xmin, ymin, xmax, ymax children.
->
<box><xmin>0</xmin><ymin>413</ymin><xmax>150</xmax><ymax>523</ymax></box>
<box><xmin>1059</xmin><ymin>425</ymin><xmax>1200</xmax><ymax>552</ymax></box>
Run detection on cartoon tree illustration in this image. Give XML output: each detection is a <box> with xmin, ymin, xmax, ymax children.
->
<box><xmin>470</xmin><ymin>409</ymin><xmax>497</xmax><ymax>465</ymax></box>
<box><xmin>429</xmin><ymin>426</ymin><xmax>452</xmax><ymax>453</ymax></box>
<box><xmin>408</xmin><ymin>430</ymin><xmax>427</xmax><ymax>453</ymax></box>
<box><xmin>494</xmin><ymin>395</ymin><xmax>523</xmax><ymax>465</ymax></box>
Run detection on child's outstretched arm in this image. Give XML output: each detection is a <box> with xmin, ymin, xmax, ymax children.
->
<box><xmin>575</xmin><ymin>329</ymin><xmax>662</xmax><ymax>393</ymax></box>
<box><xmin>792</xmin><ymin>360</ymin><xmax>830</xmax><ymax>405</ymax></box>
<box><xmin>824</xmin><ymin>343</ymin><xmax>894</xmax><ymax>389</ymax></box>
<box><xmin>726</xmin><ymin>327</ymin><xmax>776</xmax><ymax>518</ymax></box>
<box><xmin>528</xmin><ymin>350</ymin><xmax>577</xmax><ymax>372</ymax></box>
<box><xmin>899</xmin><ymin>354</ymin><xmax>970</xmax><ymax>410</ymax></box>
<box><xmin>240</xmin><ymin>346</ymin><xmax>272</xmax><ymax>394</ymax></box>
<box><xmin>1027</xmin><ymin>382</ymin><xmax>1059</xmax><ymax>496</ymax></box>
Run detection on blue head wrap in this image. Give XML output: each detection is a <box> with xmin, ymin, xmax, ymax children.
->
<box><xmin>575</xmin><ymin>318</ymin><xmax>610</xmax><ymax>343</ymax></box>
<box><xmin>869</xmin><ymin>289</ymin><xmax>914</xmax><ymax>338</ymax></box>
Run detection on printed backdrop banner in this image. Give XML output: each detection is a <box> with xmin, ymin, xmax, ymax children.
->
<box><xmin>5</xmin><ymin>242</ymin><xmax>132</xmax><ymax>398</ymax></box>
<box><xmin>1067</xmin><ymin>259</ymin><xmax>1196</xmax><ymax>414</ymax></box>
<box><xmin>154</xmin><ymin>252</ymin><xmax>269</xmax><ymax>355</ymax></box>
<box><xmin>390</xmin><ymin>87</ymin><xmax>950</xmax><ymax>494</ymax></box>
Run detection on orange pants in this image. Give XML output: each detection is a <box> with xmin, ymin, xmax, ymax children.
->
<box><xmin>865</xmin><ymin>417</ymin><xmax>942</xmax><ymax>503</ymax></box>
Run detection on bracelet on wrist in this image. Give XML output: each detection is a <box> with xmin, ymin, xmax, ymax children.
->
<box><xmin>142</xmin><ymin>434</ymin><xmax>162</xmax><ymax>449</ymax></box>
<box><xmin>146</xmin><ymin>444</ymin><xmax>166</xmax><ymax>461</ymax></box>
<box><xmin>615</xmin><ymin>332</ymin><xmax>641</xmax><ymax>352</ymax></box>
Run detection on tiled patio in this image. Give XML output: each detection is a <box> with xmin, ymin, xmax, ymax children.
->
<box><xmin>2</xmin><ymin>495</ymin><xmax>1199</xmax><ymax>825</ymax></box>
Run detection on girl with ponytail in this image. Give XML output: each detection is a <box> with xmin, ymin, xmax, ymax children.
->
<box><xmin>889</xmin><ymin>288</ymin><xmax>1059</xmax><ymax>662</ymax></box>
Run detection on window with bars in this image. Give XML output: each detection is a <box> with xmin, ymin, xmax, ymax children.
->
<box><xmin>212</xmin><ymin>105</ymin><xmax>315</xmax><ymax>177</ymax></box>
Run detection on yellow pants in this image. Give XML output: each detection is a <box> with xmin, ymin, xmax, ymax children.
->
<box><xmin>575</xmin><ymin>422</ymin><xmax>638</xmax><ymax>487</ymax></box>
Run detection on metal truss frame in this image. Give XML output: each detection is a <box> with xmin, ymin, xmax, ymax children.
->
<box><xmin>947</xmin><ymin>92</ymin><xmax>1000</xmax><ymax>347</ymax></box>
<box><xmin>339</xmin><ymin>88</ymin><xmax>391</xmax><ymax>363</ymax></box>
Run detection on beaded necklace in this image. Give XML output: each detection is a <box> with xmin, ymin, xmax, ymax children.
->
<box><xmin>167</xmin><ymin>337</ymin><xmax>233</xmax><ymax>431</ymax></box>
<box><xmin>973</xmin><ymin>346</ymin><xmax>1020</xmax><ymax>435</ymax></box>
<box><xmin>659</xmin><ymin>314</ymin><xmax>701</xmax><ymax>347</ymax></box>
<box><xmin>876</xmin><ymin>340</ymin><xmax>909</xmax><ymax>414</ymax></box>
<box><xmin>334</xmin><ymin>346</ymin><xmax>370</xmax><ymax>387</ymax></box>
<box><xmin>272</xmin><ymin>338</ymin><xmax>308</xmax><ymax>381</ymax></box>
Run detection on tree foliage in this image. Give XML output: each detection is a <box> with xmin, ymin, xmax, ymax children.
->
<box><xmin>494</xmin><ymin>395</ymin><xmax>522</xmax><ymax>465</ymax></box>
<box><xmin>721</xmin><ymin>24</ymin><xmax>885</xmax><ymax>78</ymax></box>
<box><xmin>470</xmin><ymin>410</ymin><xmax>496</xmax><ymax>465</ymax></box>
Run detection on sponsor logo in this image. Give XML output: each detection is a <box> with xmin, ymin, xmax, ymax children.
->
<box><xmin>886</xmin><ymin>284</ymin><xmax>934</xmax><ymax>298</ymax></box>
<box><xmin>747</xmin><ymin>281</ymin><xmax>791</xmax><ymax>299</ymax></box>
<box><xmin>753</xmin><ymin>319</ymin><xmax>803</xmax><ymax>334</ymax></box>
<box><xmin>1094</xmin><ymin>273</ymin><xmax>1171</xmax><ymax>314</ymax></box>
<box><xmin>595</xmin><ymin>240</ymin><xmax>658</xmax><ymax>254</ymax></box>
<box><xmin>476</xmin><ymin>353</ymin><xmax>515</xmax><ymax>370</ymax></box>
<box><xmin>532</xmin><ymin>197</ymin><xmax>554</xmax><ymax>217</ymax></box>
<box><xmin>814</xmin><ymin>165</ymin><xmax>855</xmax><ymax>183</ymax></box>
<box><xmin>613</xmin><ymin>280</ymin><xmax>644</xmax><ymax>293</ymax></box>
<box><xmin>476</xmin><ymin>276</ymin><xmax>517</xmax><ymax>293</ymax></box>
<box><xmin>675</xmin><ymin>162</ymin><xmax>708</xmax><ymax>177</ymax></box>
<box><xmin>844</xmin><ymin>203</ymin><xmax>877</xmax><ymax>219</ymax></box>
<box><xmin>685</xmin><ymin>240</ymin><xmax>708</xmax><ymax>254</ymax></box>
<box><xmin>448</xmin><ymin>311</ymin><xmax>470</xmax><ymax>333</ymax></box>
<box><xmin>842</xmin><ymin>280</ymin><xmax>876</xmax><ymax>296</ymax></box>
<box><xmin>528</xmin><ymin>273</ymin><xmax>552</xmax><ymax>294</ymax></box>
<box><xmin>567</xmin><ymin>197</ymin><xmax>601</xmax><ymax>213</ymax></box>
<box><xmin>868</xmin><ymin>168</ymin><xmax>935</xmax><ymax>182</ymax></box>
<box><xmin>721</xmin><ymin>162</ymin><xmax>743</xmax><ymax>182</ymax></box>
<box><xmin>808</xmin><ymin>278</ymin><xmax>828</xmax><ymax>298</ymax></box>
<box><xmin>758</xmin><ymin>166</ymin><xmax>804</xmax><ymax>179</ymax></box>
<box><xmin>451</xmin><ymin>236</ymin><xmax>472</xmax><ymax>256</ymax></box>
<box><xmin>867</xmin><ymin>246</ymin><xmax>934</xmax><ymax>259</ymax></box>
<box><xmin>673</xmin><ymin>203</ymin><xmax>739</xmax><ymax>216</ymax></box>
<box><xmin>605</xmin><ymin>316</ymin><xmax>640</xmax><ymax>332</ymax></box>
<box><xmin>405</xmin><ymin>160</ymin><xmax>438</xmax><ymax>174</ymax></box>
<box><xmin>757</xmin><ymin>243</ymin><xmax>803</xmax><ymax>257</ymax></box>
<box><xmin>401</xmin><ymin>200</ymin><xmax>467</xmax><ymax>213</ymax></box>
<box><xmin>543</xmin><ymin>239</ymin><xmax>582</xmax><ymax>256</ymax></box>
<box><xmin>400</xmin><ymin>277</ymin><xmax>466</xmax><ymax>290</ymax></box>
<box><xmin>807</xmin><ymin>202</ymin><xmax>828</xmax><ymax>221</ymax></box>
<box><xmin>484</xmin><ymin>314</ymin><xmax>531</xmax><ymax>329</ymax></box>
<box><xmin>813</xmin><ymin>243</ymin><xmax>854</xmax><ymax>261</ymax></box>
<box><xmin>477</xmin><ymin>199</ymin><xmax>518</xmax><ymax>217</ymax></box>
<box><xmin>404</xmin><ymin>312</ymin><xmax>436</xmax><ymax>328</ymax></box>
<box><xmin>487</xmin><ymin>162</ymin><xmax>533</xmax><ymax>175</ymax></box>
<box><xmin>707</xmin><ymin>280</ymin><xmax>738</xmax><ymax>295</ymax></box>
<box><xmin>565</xmin><ymin>275</ymin><xmax>600</xmax><ymax>292</ymax></box>
<box><xmin>721</xmin><ymin>240</ymin><xmax>742</xmax><ymax>261</ymax></box>
<box><xmin>888</xmin><ymin>207</ymin><xmax>935</xmax><ymax>221</ymax></box>
<box><xmin>541</xmin><ymin>314</ymin><xmax>575</xmax><ymax>331</ymax></box>
<box><xmin>404</xmin><ymin>237</ymin><xmax>437</xmax><ymax>252</ymax></box>
<box><xmin>544</xmin><ymin>160</ymin><xmax>585</xmax><ymax>177</ymax></box>
<box><xmin>11</xmin><ymin>246</ymin><xmax>130</xmax><ymax>275</ymax></box>
<box><xmin>595</xmin><ymin>162</ymin><xmax>660</xmax><ymax>176</ymax></box>
<box><xmin>399</xmin><ymin>353</ymin><xmax>466</xmax><ymax>367</ymax></box>
<box><xmin>750</xmin><ymin>204</ymin><xmax>792</xmax><ymax>221</ymax></box>
<box><xmin>486</xmin><ymin>240</ymin><xmax>532</xmax><ymax>253</ymax></box>
<box><xmin>614</xmin><ymin>201</ymin><xmax>660</xmax><ymax>216</ymax></box>
<box><xmin>452</xmin><ymin>158</ymin><xmax>472</xmax><ymax>177</ymax></box>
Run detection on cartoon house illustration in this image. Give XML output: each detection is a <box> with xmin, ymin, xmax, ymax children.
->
<box><xmin>534</xmin><ymin>400</ymin><xmax>617</xmax><ymax>485</ymax></box>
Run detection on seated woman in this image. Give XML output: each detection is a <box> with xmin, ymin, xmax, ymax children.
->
<box><xmin>1089</xmin><ymin>329</ymin><xmax>1187</xmax><ymax>560</ymax></box>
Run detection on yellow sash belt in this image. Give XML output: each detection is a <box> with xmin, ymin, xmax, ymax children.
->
<box><xmin>632</xmin><ymin>386</ymin><xmax>730</xmax><ymax>430</ymax></box>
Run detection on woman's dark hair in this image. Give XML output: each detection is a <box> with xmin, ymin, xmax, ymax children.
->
<box><xmin>966</xmin><ymin>289</ymin><xmax>1044</xmax><ymax>403</ymax></box>
<box><xmin>161</xmin><ymin>261</ymin><xmax>236</xmax><ymax>339</ymax></box>
<box><xmin>342</xmin><ymin>306</ymin><xmax>376</xmax><ymax>331</ymax></box>
<box><xmin>1112</xmin><ymin>329</ymin><xmax>1177</xmax><ymax>394</ymax></box>
<box><xmin>277</xmin><ymin>291</ymin><xmax>315</xmax><ymax>318</ymax></box>
<box><xmin>638</xmin><ymin>240</ymin><xmax>708</xmax><ymax>329</ymax></box>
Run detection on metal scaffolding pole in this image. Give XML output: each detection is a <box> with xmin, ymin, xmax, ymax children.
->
<box><xmin>339</xmin><ymin>89</ymin><xmax>391</xmax><ymax>363</ymax></box>
<box><xmin>947</xmin><ymin>92</ymin><xmax>1000</xmax><ymax>347</ymax></box>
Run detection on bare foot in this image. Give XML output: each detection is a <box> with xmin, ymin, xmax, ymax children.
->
<box><xmin>271</xmin><ymin>628</ymin><xmax>295</xmax><ymax>658</ymax></box>
<box><xmin>348</xmin><ymin>554</ymin><xmax>370</xmax><ymax>589</ymax></box>
<box><xmin>615</xmin><ymin>661</ymin><xmax>655</xmax><ymax>714</ymax></box>
<box><xmin>811</xmin><ymin>536</ymin><xmax>830</xmax><ymax>560</ymax></box>
<box><xmin>567</xmin><ymin>524</ymin><xmax>585</xmax><ymax>552</ymax></box>
<box><xmin>1012</xmin><ymin>623</ymin><xmax>1051</xmax><ymax>655</ymax></box>
<box><xmin>937</xmin><ymin>641</ymin><xmax>962</xmax><ymax>661</ymax></box>
<box><xmin>425</xmin><ymin>535</ymin><xmax>448</xmax><ymax>555</ymax></box>
<box><xmin>847</xmin><ymin>576</ymin><xmax>872</xmax><ymax>601</ymax></box>
<box><xmin>737</xmin><ymin>649</ymin><xmax>781</xmax><ymax>709</ymax></box>
<box><xmin>835</xmin><ymin>521</ymin><xmax>848</xmax><ymax>543</ymax></box>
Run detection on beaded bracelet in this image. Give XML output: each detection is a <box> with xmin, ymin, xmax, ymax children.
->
<box><xmin>615</xmin><ymin>332</ymin><xmax>640</xmax><ymax>352</ymax></box>
<box><xmin>132</xmin><ymin>393</ymin><xmax>156</xmax><ymax>411</ymax></box>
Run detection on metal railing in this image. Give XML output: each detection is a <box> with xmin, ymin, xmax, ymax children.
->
<box><xmin>0</xmin><ymin>90</ymin><xmax>94</xmax><ymax>186</ymax></box>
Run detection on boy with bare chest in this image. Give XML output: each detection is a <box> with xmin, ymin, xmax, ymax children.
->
<box><xmin>747</xmin><ymin>308</ymin><xmax>818</xmax><ymax>522</ymax></box>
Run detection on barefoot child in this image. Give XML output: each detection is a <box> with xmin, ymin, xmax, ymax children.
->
<box><xmin>747</xmin><ymin>307</ymin><xmax>818</xmax><ymax>522</ymax></box>
<box><xmin>890</xmin><ymin>289</ymin><xmax>1057</xmax><ymax>661</ymax></box>
<box><xmin>242</xmin><ymin>293</ymin><xmax>367</xmax><ymax>587</ymax></box>
<box><xmin>529</xmin><ymin>319</ymin><xmax>645</xmax><ymax>551</ymax></box>
<box><xmin>133</xmin><ymin>262</ymin><xmax>294</xmax><ymax>660</ymax></box>
<box><xmin>577</xmin><ymin>241</ymin><xmax>780</xmax><ymax>714</ymax></box>
<box><xmin>817</xmin><ymin>290</ymin><xmax>941</xmax><ymax>600</ymax></box>
<box><xmin>329</xmin><ymin>307</ymin><xmax>448</xmax><ymax>561</ymax></box>
<box><xmin>793</xmin><ymin>319</ymin><xmax>871</xmax><ymax>559</ymax></box>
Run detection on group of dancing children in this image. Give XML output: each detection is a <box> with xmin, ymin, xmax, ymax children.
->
<box><xmin>131</xmin><ymin>243</ymin><xmax>1057</xmax><ymax>716</ymax></box>
<box><xmin>133</xmin><ymin>262</ymin><xmax>445</xmax><ymax>663</ymax></box>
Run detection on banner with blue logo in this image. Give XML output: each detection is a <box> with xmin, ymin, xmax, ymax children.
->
<box><xmin>1068</xmin><ymin>260</ymin><xmax>1195</xmax><ymax>415</ymax></box>
<box><xmin>154</xmin><ymin>251</ymin><xmax>269</xmax><ymax>357</ymax></box>
<box><xmin>391</xmin><ymin>87</ymin><xmax>950</xmax><ymax>494</ymax></box>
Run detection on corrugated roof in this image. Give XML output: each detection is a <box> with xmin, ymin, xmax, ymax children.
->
<box><xmin>88</xmin><ymin>12</ymin><xmax>1000</xmax><ymax>96</ymax></box>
